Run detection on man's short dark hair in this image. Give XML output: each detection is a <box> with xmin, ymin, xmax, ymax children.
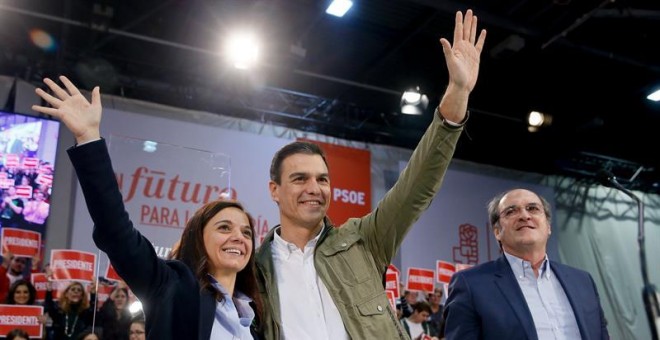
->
<box><xmin>270</xmin><ymin>141</ymin><xmax>329</xmax><ymax>184</ymax></box>
<box><xmin>413</xmin><ymin>301</ymin><xmax>432</xmax><ymax>314</ymax></box>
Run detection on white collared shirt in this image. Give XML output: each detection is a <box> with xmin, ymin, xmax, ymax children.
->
<box><xmin>504</xmin><ymin>252</ymin><xmax>581</xmax><ymax>340</ymax></box>
<box><xmin>208</xmin><ymin>275</ymin><xmax>255</xmax><ymax>340</ymax></box>
<box><xmin>271</xmin><ymin>227</ymin><xmax>350</xmax><ymax>340</ymax></box>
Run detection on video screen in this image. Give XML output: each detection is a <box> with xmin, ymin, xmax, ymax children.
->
<box><xmin>0</xmin><ymin>111</ymin><xmax>60</xmax><ymax>257</ymax></box>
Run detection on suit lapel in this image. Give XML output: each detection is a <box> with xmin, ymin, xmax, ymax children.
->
<box><xmin>493</xmin><ymin>256</ymin><xmax>538</xmax><ymax>340</ymax></box>
<box><xmin>199</xmin><ymin>289</ymin><xmax>217</xmax><ymax>340</ymax></box>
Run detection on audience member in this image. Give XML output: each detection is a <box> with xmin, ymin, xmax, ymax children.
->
<box><xmin>428</xmin><ymin>287</ymin><xmax>444</xmax><ymax>337</ymax></box>
<box><xmin>128</xmin><ymin>317</ymin><xmax>145</xmax><ymax>340</ymax></box>
<box><xmin>4</xmin><ymin>279</ymin><xmax>37</xmax><ymax>305</ymax></box>
<box><xmin>1</xmin><ymin>186</ymin><xmax>25</xmax><ymax>228</ymax></box>
<box><xmin>5</xmin><ymin>328</ymin><xmax>30</xmax><ymax>340</ymax></box>
<box><xmin>75</xmin><ymin>331</ymin><xmax>102</xmax><ymax>340</ymax></box>
<box><xmin>97</xmin><ymin>285</ymin><xmax>131</xmax><ymax>340</ymax></box>
<box><xmin>398</xmin><ymin>290</ymin><xmax>418</xmax><ymax>319</ymax></box>
<box><xmin>400</xmin><ymin>301</ymin><xmax>437</xmax><ymax>340</ymax></box>
<box><xmin>43</xmin><ymin>281</ymin><xmax>96</xmax><ymax>340</ymax></box>
<box><xmin>22</xmin><ymin>191</ymin><xmax>50</xmax><ymax>232</ymax></box>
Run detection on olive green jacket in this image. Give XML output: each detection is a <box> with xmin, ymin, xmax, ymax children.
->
<box><xmin>255</xmin><ymin>113</ymin><xmax>462</xmax><ymax>339</ymax></box>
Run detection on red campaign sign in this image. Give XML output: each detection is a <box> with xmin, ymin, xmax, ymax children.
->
<box><xmin>1</xmin><ymin>228</ymin><xmax>41</xmax><ymax>257</ymax></box>
<box><xmin>0</xmin><ymin>179</ymin><xmax>14</xmax><ymax>189</ymax></box>
<box><xmin>15</xmin><ymin>185</ymin><xmax>33</xmax><ymax>199</ymax></box>
<box><xmin>105</xmin><ymin>263</ymin><xmax>123</xmax><ymax>282</ymax></box>
<box><xmin>0</xmin><ymin>304</ymin><xmax>44</xmax><ymax>338</ymax></box>
<box><xmin>36</xmin><ymin>174</ymin><xmax>53</xmax><ymax>187</ymax></box>
<box><xmin>38</xmin><ymin>164</ymin><xmax>53</xmax><ymax>175</ymax></box>
<box><xmin>31</xmin><ymin>273</ymin><xmax>69</xmax><ymax>302</ymax></box>
<box><xmin>31</xmin><ymin>273</ymin><xmax>50</xmax><ymax>302</ymax></box>
<box><xmin>50</xmin><ymin>250</ymin><xmax>96</xmax><ymax>282</ymax></box>
<box><xmin>406</xmin><ymin>267</ymin><xmax>435</xmax><ymax>293</ymax></box>
<box><xmin>387</xmin><ymin>264</ymin><xmax>400</xmax><ymax>275</ymax></box>
<box><xmin>386</xmin><ymin>290</ymin><xmax>396</xmax><ymax>312</ymax></box>
<box><xmin>21</xmin><ymin>157</ymin><xmax>39</xmax><ymax>168</ymax></box>
<box><xmin>455</xmin><ymin>263</ymin><xmax>474</xmax><ymax>272</ymax></box>
<box><xmin>96</xmin><ymin>284</ymin><xmax>116</xmax><ymax>306</ymax></box>
<box><xmin>436</xmin><ymin>260</ymin><xmax>456</xmax><ymax>284</ymax></box>
<box><xmin>385</xmin><ymin>271</ymin><xmax>400</xmax><ymax>300</ymax></box>
<box><xmin>4</xmin><ymin>154</ymin><xmax>19</xmax><ymax>168</ymax></box>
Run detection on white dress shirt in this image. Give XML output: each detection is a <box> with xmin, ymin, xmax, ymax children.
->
<box><xmin>272</xmin><ymin>226</ymin><xmax>350</xmax><ymax>340</ymax></box>
<box><xmin>504</xmin><ymin>252</ymin><xmax>581</xmax><ymax>340</ymax></box>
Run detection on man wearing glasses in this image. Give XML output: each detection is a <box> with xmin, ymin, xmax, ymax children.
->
<box><xmin>442</xmin><ymin>189</ymin><xmax>609</xmax><ymax>339</ymax></box>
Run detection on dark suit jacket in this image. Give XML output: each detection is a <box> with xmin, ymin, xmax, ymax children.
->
<box><xmin>443</xmin><ymin>255</ymin><xmax>609</xmax><ymax>340</ymax></box>
<box><xmin>68</xmin><ymin>140</ymin><xmax>221</xmax><ymax>340</ymax></box>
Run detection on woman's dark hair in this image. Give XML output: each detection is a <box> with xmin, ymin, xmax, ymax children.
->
<box><xmin>75</xmin><ymin>330</ymin><xmax>102</xmax><ymax>340</ymax></box>
<box><xmin>130</xmin><ymin>313</ymin><xmax>145</xmax><ymax>326</ymax></box>
<box><xmin>109</xmin><ymin>286</ymin><xmax>129</xmax><ymax>308</ymax></box>
<box><xmin>131</xmin><ymin>313</ymin><xmax>146</xmax><ymax>327</ymax></box>
<box><xmin>172</xmin><ymin>200</ymin><xmax>263</xmax><ymax>320</ymax></box>
<box><xmin>5</xmin><ymin>279</ymin><xmax>36</xmax><ymax>305</ymax></box>
<box><xmin>6</xmin><ymin>328</ymin><xmax>30</xmax><ymax>340</ymax></box>
<box><xmin>98</xmin><ymin>285</ymin><xmax>131</xmax><ymax>340</ymax></box>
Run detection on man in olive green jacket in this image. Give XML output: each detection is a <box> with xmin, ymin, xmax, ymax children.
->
<box><xmin>255</xmin><ymin>9</ymin><xmax>487</xmax><ymax>339</ymax></box>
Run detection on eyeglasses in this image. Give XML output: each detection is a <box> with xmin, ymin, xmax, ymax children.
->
<box><xmin>496</xmin><ymin>203</ymin><xmax>544</xmax><ymax>222</ymax></box>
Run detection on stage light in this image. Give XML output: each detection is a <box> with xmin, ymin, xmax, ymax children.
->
<box><xmin>225</xmin><ymin>32</ymin><xmax>259</xmax><ymax>70</ymax></box>
<box><xmin>400</xmin><ymin>87</ymin><xmax>428</xmax><ymax>115</ymax></box>
<box><xmin>29</xmin><ymin>29</ymin><xmax>57</xmax><ymax>52</ymax></box>
<box><xmin>143</xmin><ymin>140</ymin><xmax>157</xmax><ymax>153</ymax></box>
<box><xmin>647</xmin><ymin>89</ymin><xmax>660</xmax><ymax>102</ymax></box>
<box><xmin>326</xmin><ymin>0</ymin><xmax>353</xmax><ymax>17</ymax></box>
<box><xmin>527</xmin><ymin>110</ymin><xmax>552</xmax><ymax>132</ymax></box>
<box><xmin>129</xmin><ymin>301</ymin><xmax>143</xmax><ymax>314</ymax></box>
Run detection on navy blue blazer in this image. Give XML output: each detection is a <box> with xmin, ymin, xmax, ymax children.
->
<box><xmin>68</xmin><ymin>140</ymin><xmax>238</xmax><ymax>340</ymax></box>
<box><xmin>443</xmin><ymin>256</ymin><xmax>609</xmax><ymax>340</ymax></box>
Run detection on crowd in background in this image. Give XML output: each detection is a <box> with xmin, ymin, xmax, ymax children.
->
<box><xmin>397</xmin><ymin>286</ymin><xmax>446</xmax><ymax>340</ymax></box>
<box><xmin>0</xmin><ymin>252</ymin><xmax>145</xmax><ymax>340</ymax></box>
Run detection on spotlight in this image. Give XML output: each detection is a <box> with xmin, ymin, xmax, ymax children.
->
<box><xmin>225</xmin><ymin>32</ymin><xmax>259</xmax><ymax>70</ymax></box>
<box><xmin>527</xmin><ymin>110</ymin><xmax>552</xmax><ymax>132</ymax></box>
<box><xmin>143</xmin><ymin>140</ymin><xmax>157</xmax><ymax>153</ymax></box>
<box><xmin>326</xmin><ymin>0</ymin><xmax>353</xmax><ymax>17</ymax></box>
<box><xmin>400</xmin><ymin>87</ymin><xmax>428</xmax><ymax>115</ymax></box>
<box><xmin>647</xmin><ymin>88</ymin><xmax>660</xmax><ymax>102</ymax></box>
<box><xmin>129</xmin><ymin>300</ymin><xmax>143</xmax><ymax>314</ymax></box>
